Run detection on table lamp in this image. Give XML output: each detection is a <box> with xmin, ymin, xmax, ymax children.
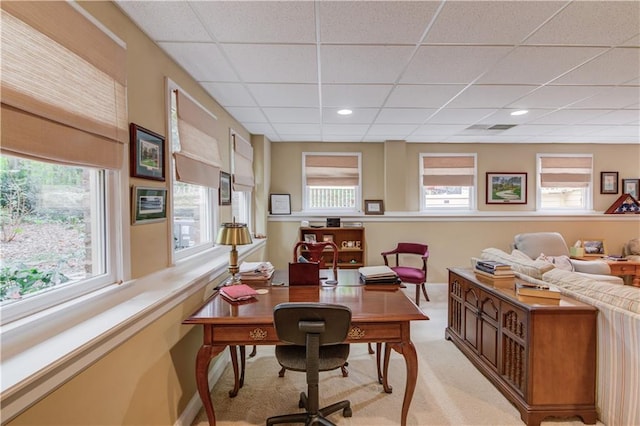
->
<box><xmin>216</xmin><ymin>219</ymin><xmax>252</xmax><ymax>284</ymax></box>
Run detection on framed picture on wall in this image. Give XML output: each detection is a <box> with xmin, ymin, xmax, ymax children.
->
<box><xmin>269</xmin><ymin>193</ymin><xmax>291</xmax><ymax>215</ymax></box>
<box><xmin>219</xmin><ymin>171</ymin><xmax>231</xmax><ymax>205</ymax></box>
<box><xmin>129</xmin><ymin>123</ymin><xmax>165</xmax><ymax>181</ymax></box>
<box><xmin>364</xmin><ymin>199</ymin><xmax>384</xmax><ymax>215</ymax></box>
<box><xmin>622</xmin><ymin>178</ymin><xmax>640</xmax><ymax>199</ymax></box>
<box><xmin>600</xmin><ymin>171</ymin><xmax>619</xmax><ymax>194</ymax></box>
<box><xmin>486</xmin><ymin>172</ymin><xmax>527</xmax><ymax>204</ymax></box>
<box><xmin>132</xmin><ymin>186</ymin><xmax>167</xmax><ymax>225</ymax></box>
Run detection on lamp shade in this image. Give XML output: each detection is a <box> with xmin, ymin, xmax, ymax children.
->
<box><xmin>216</xmin><ymin>222</ymin><xmax>252</xmax><ymax>246</ymax></box>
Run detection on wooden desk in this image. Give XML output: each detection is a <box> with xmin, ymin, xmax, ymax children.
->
<box><xmin>605</xmin><ymin>260</ymin><xmax>640</xmax><ymax>286</ymax></box>
<box><xmin>183</xmin><ymin>273</ymin><xmax>428</xmax><ymax>426</ymax></box>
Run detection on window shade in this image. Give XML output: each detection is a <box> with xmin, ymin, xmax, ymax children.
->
<box><xmin>232</xmin><ymin>133</ymin><xmax>254</xmax><ymax>192</ymax></box>
<box><xmin>540</xmin><ymin>156</ymin><xmax>592</xmax><ymax>187</ymax></box>
<box><xmin>0</xmin><ymin>2</ymin><xmax>127</xmax><ymax>170</ymax></box>
<box><xmin>304</xmin><ymin>154</ymin><xmax>359</xmax><ymax>186</ymax></box>
<box><xmin>174</xmin><ymin>90</ymin><xmax>221</xmax><ymax>188</ymax></box>
<box><xmin>422</xmin><ymin>155</ymin><xmax>475</xmax><ymax>186</ymax></box>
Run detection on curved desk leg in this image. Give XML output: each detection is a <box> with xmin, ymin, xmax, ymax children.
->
<box><xmin>239</xmin><ymin>346</ymin><xmax>246</xmax><ymax>388</ymax></box>
<box><xmin>196</xmin><ymin>344</ymin><xmax>225</xmax><ymax>426</ymax></box>
<box><xmin>382</xmin><ymin>343</ymin><xmax>393</xmax><ymax>393</ymax></box>
<box><xmin>375</xmin><ymin>343</ymin><xmax>383</xmax><ymax>384</ymax></box>
<box><xmin>228</xmin><ymin>346</ymin><xmax>241</xmax><ymax>397</ymax></box>
<box><xmin>389</xmin><ymin>341</ymin><xmax>418</xmax><ymax>426</ymax></box>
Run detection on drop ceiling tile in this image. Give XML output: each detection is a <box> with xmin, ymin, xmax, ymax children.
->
<box><xmin>553</xmin><ymin>48</ymin><xmax>640</xmax><ymax>86</ymax></box>
<box><xmin>623</xmin><ymin>34</ymin><xmax>640</xmax><ymax>47</ymax></box>
<box><xmin>425</xmin><ymin>1</ymin><xmax>564</xmax><ymax>44</ymax></box>
<box><xmin>323</xmin><ymin>124</ymin><xmax>371</xmax><ymax>136</ymax></box>
<box><xmin>223</xmin><ymin>44</ymin><xmax>317</xmax><ymax>83</ymax></box>
<box><xmin>322</xmin><ymin>135</ymin><xmax>366</xmax><ymax>142</ymax></box>
<box><xmin>426</xmin><ymin>108</ymin><xmax>496</xmax><ymax>124</ymax></box>
<box><xmin>319</xmin><ymin>1</ymin><xmax>439</xmax><ymax>44</ymax></box>
<box><xmin>507</xmin><ymin>86</ymin><xmax>607</xmax><ymax>109</ymax></box>
<box><xmin>375</xmin><ymin>108</ymin><xmax>437</xmax><ymax>124</ymax></box>
<box><xmin>498</xmin><ymin>125</ymin><xmax>563</xmax><ymax>136</ymax></box>
<box><xmin>191</xmin><ymin>1</ymin><xmax>316</xmax><ymax>43</ymax></box>
<box><xmin>366</xmin><ymin>124</ymin><xmax>420</xmax><ymax>136</ymax></box>
<box><xmin>543</xmin><ymin>125</ymin><xmax>610</xmax><ymax>136</ymax></box>
<box><xmin>476</xmin><ymin>109</ymin><xmax>552</xmax><ymax>125</ymax></box>
<box><xmin>411</xmin><ymin>124</ymin><xmax>468</xmax><ymax>136</ymax></box>
<box><xmin>322</xmin><ymin>108</ymin><xmax>378</xmax><ymax>124</ymax></box>
<box><xmin>478</xmin><ymin>46</ymin><xmax>606</xmax><ymax>85</ymax></box>
<box><xmin>224</xmin><ymin>107</ymin><xmax>268</xmax><ymax>123</ymax></box>
<box><xmin>272</xmin><ymin>123</ymin><xmax>321</xmax><ymax>135</ymax></box>
<box><xmin>406</xmin><ymin>136</ymin><xmax>450</xmax><ymax>143</ymax></box>
<box><xmin>262</xmin><ymin>108</ymin><xmax>320</xmax><ymax>123</ymax></box>
<box><xmin>570</xmin><ymin>87</ymin><xmax>640</xmax><ymax>109</ymax></box>
<box><xmin>247</xmin><ymin>84</ymin><xmax>319</xmax><ymax>107</ymax></box>
<box><xmin>586</xmin><ymin>110</ymin><xmax>640</xmax><ymax>125</ymax></box>
<box><xmin>386</xmin><ymin>85</ymin><xmax>466</xmax><ymax>108</ymax></box>
<box><xmin>117</xmin><ymin>2</ymin><xmax>211</xmax><ymax>42</ymax></box>
<box><xmin>282</xmin><ymin>135</ymin><xmax>322</xmax><ymax>142</ymax></box>
<box><xmin>322</xmin><ymin>85</ymin><xmax>393</xmax><ymax>108</ymax></box>
<box><xmin>159</xmin><ymin>42</ymin><xmax>238</xmax><ymax>82</ymax></box>
<box><xmin>588</xmin><ymin>125</ymin><xmax>640</xmax><ymax>138</ymax></box>
<box><xmin>402</xmin><ymin>46</ymin><xmax>511</xmax><ymax>84</ymax></box>
<box><xmin>446</xmin><ymin>85</ymin><xmax>536</xmax><ymax>108</ymax></box>
<box><xmin>321</xmin><ymin>45</ymin><xmax>415</xmax><ymax>84</ymax></box>
<box><xmin>528</xmin><ymin>109</ymin><xmax>615</xmax><ymax>125</ymax></box>
<box><xmin>242</xmin><ymin>123</ymin><xmax>277</xmax><ymax>135</ymax></box>
<box><xmin>200</xmin><ymin>83</ymin><xmax>256</xmax><ymax>107</ymax></box>
<box><xmin>524</xmin><ymin>2</ymin><xmax>640</xmax><ymax>46</ymax></box>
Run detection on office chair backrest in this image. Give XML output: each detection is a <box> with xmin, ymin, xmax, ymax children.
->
<box><xmin>396</xmin><ymin>242</ymin><xmax>429</xmax><ymax>256</ymax></box>
<box><xmin>273</xmin><ymin>303</ymin><xmax>351</xmax><ymax>346</ymax></box>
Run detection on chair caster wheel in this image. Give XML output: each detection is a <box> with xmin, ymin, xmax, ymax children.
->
<box><xmin>343</xmin><ymin>407</ymin><xmax>352</xmax><ymax>417</ymax></box>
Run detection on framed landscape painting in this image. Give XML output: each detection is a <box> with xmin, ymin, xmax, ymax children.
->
<box><xmin>129</xmin><ymin>123</ymin><xmax>165</xmax><ymax>181</ymax></box>
<box><xmin>486</xmin><ymin>172</ymin><xmax>527</xmax><ymax>204</ymax></box>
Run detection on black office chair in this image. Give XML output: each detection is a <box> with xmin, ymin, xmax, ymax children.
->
<box><xmin>266</xmin><ymin>303</ymin><xmax>353</xmax><ymax>426</ymax></box>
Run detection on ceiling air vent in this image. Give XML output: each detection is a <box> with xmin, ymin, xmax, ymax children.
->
<box><xmin>488</xmin><ymin>124</ymin><xmax>517</xmax><ymax>130</ymax></box>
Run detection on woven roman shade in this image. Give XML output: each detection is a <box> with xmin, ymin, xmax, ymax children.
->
<box><xmin>0</xmin><ymin>2</ymin><xmax>127</xmax><ymax>169</ymax></box>
<box><xmin>540</xmin><ymin>156</ymin><xmax>592</xmax><ymax>187</ymax></box>
<box><xmin>232</xmin><ymin>133</ymin><xmax>254</xmax><ymax>192</ymax></box>
<box><xmin>304</xmin><ymin>154</ymin><xmax>359</xmax><ymax>186</ymax></box>
<box><xmin>422</xmin><ymin>155</ymin><xmax>475</xmax><ymax>186</ymax></box>
<box><xmin>174</xmin><ymin>90</ymin><xmax>221</xmax><ymax>188</ymax></box>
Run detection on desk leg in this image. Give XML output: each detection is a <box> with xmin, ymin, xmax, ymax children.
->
<box><xmin>389</xmin><ymin>340</ymin><xmax>418</xmax><ymax>426</ymax></box>
<box><xmin>196</xmin><ymin>344</ymin><xmax>225</xmax><ymax>426</ymax></box>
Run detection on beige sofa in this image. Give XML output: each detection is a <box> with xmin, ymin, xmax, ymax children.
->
<box><xmin>480</xmin><ymin>247</ymin><xmax>640</xmax><ymax>426</ymax></box>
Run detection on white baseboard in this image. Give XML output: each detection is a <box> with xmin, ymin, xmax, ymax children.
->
<box><xmin>175</xmin><ymin>350</ymin><xmax>231</xmax><ymax>426</ymax></box>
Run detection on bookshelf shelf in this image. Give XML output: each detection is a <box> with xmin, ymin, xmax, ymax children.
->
<box><xmin>299</xmin><ymin>226</ymin><xmax>365</xmax><ymax>269</ymax></box>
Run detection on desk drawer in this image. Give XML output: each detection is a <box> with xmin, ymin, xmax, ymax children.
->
<box><xmin>212</xmin><ymin>325</ymin><xmax>278</xmax><ymax>344</ymax></box>
<box><xmin>611</xmin><ymin>264</ymin><xmax>639</xmax><ymax>275</ymax></box>
<box><xmin>347</xmin><ymin>323</ymin><xmax>402</xmax><ymax>342</ymax></box>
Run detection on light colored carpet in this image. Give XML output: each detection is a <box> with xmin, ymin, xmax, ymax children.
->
<box><xmin>192</xmin><ymin>283</ymin><xmax>602</xmax><ymax>425</ymax></box>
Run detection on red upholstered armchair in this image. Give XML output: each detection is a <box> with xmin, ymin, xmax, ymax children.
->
<box><xmin>381</xmin><ymin>242</ymin><xmax>429</xmax><ymax>305</ymax></box>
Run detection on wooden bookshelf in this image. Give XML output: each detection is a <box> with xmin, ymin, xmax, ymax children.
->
<box><xmin>299</xmin><ymin>227</ymin><xmax>365</xmax><ymax>269</ymax></box>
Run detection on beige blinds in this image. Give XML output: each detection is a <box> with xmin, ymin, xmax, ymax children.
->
<box><xmin>0</xmin><ymin>2</ymin><xmax>127</xmax><ymax>169</ymax></box>
<box><xmin>422</xmin><ymin>155</ymin><xmax>475</xmax><ymax>186</ymax></box>
<box><xmin>539</xmin><ymin>156</ymin><xmax>592</xmax><ymax>187</ymax></box>
<box><xmin>304</xmin><ymin>154</ymin><xmax>359</xmax><ymax>186</ymax></box>
<box><xmin>174</xmin><ymin>90</ymin><xmax>221</xmax><ymax>188</ymax></box>
<box><xmin>232</xmin><ymin>133</ymin><xmax>254</xmax><ymax>192</ymax></box>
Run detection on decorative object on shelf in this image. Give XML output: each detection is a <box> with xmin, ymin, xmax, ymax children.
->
<box><xmin>129</xmin><ymin>123</ymin><xmax>165</xmax><ymax>181</ymax></box>
<box><xmin>600</xmin><ymin>171</ymin><xmax>619</xmax><ymax>194</ymax></box>
<box><xmin>219</xmin><ymin>171</ymin><xmax>231</xmax><ymax>205</ymax></box>
<box><xmin>269</xmin><ymin>193</ymin><xmax>291</xmax><ymax>215</ymax></box>
<box><xmin>604</xmin><ymin>193</ymin><xmax>640</xmax><ymax>214</ymax></box>
<box><xmin>364</xmin><ymin>199</ymin><xmax>384</xmax><ymax>215</ymax></box>
<box><xmin>622</xmin><ymin>178</ymin><xmax>640</xmax><ymax>199</ymax></box>
<box><xmin>216</xmin><ymin>218</ymin><xmax>253</xmax><ymax>284</ymax></box>
<box><xmin>580</xmin><ymin>238</ymin><xmax>607</xmax><ymax>257</ymax></box>
<box><xmin>132</xmin><ymin>186</ymin><xmax>167</xmax><ymax>224</ymax></box>
<box><xmin>303</xmin><ymin>233</ymin><xmax>316</xmax><ymax>243</ymax></box>
<box><xmin>486</xmin><ymin>172</ymin><xmax>527</xmax><ymax>204</ymax></box>
<box><xmin>326</xmin><ymin>217</ymin><xmax>341</xmax><ymax>227</ymax></box>
<box><xmin>323</xmin><ymin>234</ymin><xmax>334</xmax><ymax>242</ymax></box>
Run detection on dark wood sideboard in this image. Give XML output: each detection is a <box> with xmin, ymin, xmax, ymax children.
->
<box><xmin>446</xmin><ymin>268</ymin><xmax>597</xmax><ymax>426</ymax></box>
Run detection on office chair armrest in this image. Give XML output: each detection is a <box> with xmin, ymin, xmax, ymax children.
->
<box><xmin>380</xmin><ymin>248</ymin><xmax>399</xmax><ymax>256</ymax></box>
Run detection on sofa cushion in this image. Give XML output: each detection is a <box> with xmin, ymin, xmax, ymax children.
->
<box><xmin>536</xmin><ymin>253</ymin><xmax>574</xmax><ymax>271</ymax></box>
<box><xmin>480</xmin><ymin>248</ymin><xmax>555</xmax><ymax>280</ymax></box>
<box><xmin>514</xmin><ymin>232</ymin><xmax>570</xmax><ymax>258</ymax></box>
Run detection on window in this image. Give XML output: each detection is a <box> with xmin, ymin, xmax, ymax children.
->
<box><xmin>302</xmin><ymin>153</ymin><xmax>361</xmax><ymax>212</ymax></box>
<box><xmin>231</xmin><ymin>131</ymin><xmax>254</xmax><ymax>228</ymax></box>
<box><xmin>537</xmin><ymin>154</ymin><xmax>593</xmax><ymax>211</ymax></box>
<box><xmin>169</xmin><ymin>84</ymin><xmax>220</xmax><ymax>259</ymax></box>
<box><xmin>421</xmin><ymin>154</ymin><xmax>476</xmax><ymax>211</ymax></box>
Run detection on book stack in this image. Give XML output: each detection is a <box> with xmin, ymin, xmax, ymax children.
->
<box><xmin>219</xmin><ymin>284</ymin><xmax>259</xmax><ymax>302</ymax></box>
<box><xmin>238</xmin><ymin>261</ymin><xmax>275</xmax><ymax>283</ymax></box>
<box><xmin>474</xmin><ymin>260</ymin><xmax>516</xmax><ymax>288</ymax></box>
<box><xmin>358</xmin><ymin>265</ymin><xmax>400</xmax><ymax>285</ymax></box>
<box><xmin>516</xmin><ymin>282</ymin><xmax>561</xmax><ymax>304</ymax></box>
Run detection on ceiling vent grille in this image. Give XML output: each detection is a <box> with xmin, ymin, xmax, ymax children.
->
<box><xmin>488</xmin><ymin>124</ymin><xmax>517</xmax><ymax>130</ymax></box>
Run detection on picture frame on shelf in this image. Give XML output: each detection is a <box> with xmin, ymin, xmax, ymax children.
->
<box><xmin>600</xmin><ymin>171</ymin><xmax>618</xmax><ymax>194</ymax></box>
<box><xmin>129</xmin><ymin>123</ymin><xmax>165</xmax><ymax>181</ymax></box>
<box><xmin>269</xmin><ymin>193</ymin><xmax>291</xmax><ymax>215</ymax></box>
<box><xmin>219</xmin><ymin>171</ymin><xmax>231</xmax><ymax>205</ymax></box>
<box><xmin>364</xmin><ymin>199</ymin><xmax>384</xmax><ymax>215</ymax></box>
<box><xmin>303</xmin><ymin>233</ymin><xmax>316</xmax><ymax>243</ymax></box>
<box><xmin>322</xmin><ymin>234</ymin><xmax>334</xmax><ymax>243</ymax></box>
<box><xmin>132</xmin><ymin>186</ymin><xmax>167</xmax><ymax>225</ymax></box>
<box><xmin>622</xmin><ymin>178</ymin><xmax>640</xmax><ymax>199</ymax></box>
<box><xmin>580</xmin><ymin>238</ymin><xmax>607</xmax><ymax>257</ymax></box>
<box><xmin>486</xmin><ymin>172</ymin><xmax>527</xmax><ymax>204</ymax></box>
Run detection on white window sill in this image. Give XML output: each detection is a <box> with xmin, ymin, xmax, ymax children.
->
<box><xmin>0</xmin><ymin>239</ymin><xmax>266</xmax><ymax>423</ymax></box>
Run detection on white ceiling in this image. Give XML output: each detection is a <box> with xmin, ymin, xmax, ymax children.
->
<box><xmin>115</xmin><ymin>1</ymin><xmax>640</xmax><ymax>144</ymax></box>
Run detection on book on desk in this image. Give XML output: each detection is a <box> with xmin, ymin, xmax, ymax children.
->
<box><xmin>358</xmin><ymin>265</ymin><xmax>400</xmax><ymax>285</ymax></box>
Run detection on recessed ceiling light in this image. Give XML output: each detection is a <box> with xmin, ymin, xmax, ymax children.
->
<box><xmin>510</xmin><ymin>110</ymin><xmax>528</xmax><ymax>116</ymax></box>
<box><xmin>337</xmin><ymin>109</ymin><xmax>352</xmax><ymax>116</ymax></box>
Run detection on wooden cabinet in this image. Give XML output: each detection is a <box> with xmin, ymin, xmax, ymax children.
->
<box><xmin>299</xmin><ymin>227</ymin><xmax>365</xmax><ymax>269</ymax></box>
<box><xmin>446</xmin><ymin>268</ymin><xmax>597</xmax><ymax>426</ymax></box>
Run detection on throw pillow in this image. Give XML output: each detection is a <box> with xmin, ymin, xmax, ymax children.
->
<box><xmin>536</xmin><ymin>253</ymin><xmax>574</xmax><ymax>272</ymax></box>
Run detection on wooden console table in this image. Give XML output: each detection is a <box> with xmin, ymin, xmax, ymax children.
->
<box><xmin>446</xmin><ymin>268</ymin><xmax>597</xmax><ymax>426</ymax></box>
<box><xmin>605</xmin><ymin>260</ymin><xmax>640</xmax><ymax>286</ymax></box>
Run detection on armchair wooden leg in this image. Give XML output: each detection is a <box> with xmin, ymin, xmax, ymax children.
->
<box><xmin>421</xmin><ymin>283</ymin><xmax>429</xmax><ymax>302</ymax></box>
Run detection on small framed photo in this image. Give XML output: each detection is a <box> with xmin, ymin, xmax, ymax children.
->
<box><xmin>303</xmin><ymin>233</ymin><xmax>317</xmax><ymax>243</ymax></box>
<box><xmin>581</xmin><ymin>238</ymin><xmax>607</xmax><ymax>257</ymax></box>
<box><xmin>486</xmin><ymin>172</ymin><xmax>527</xmax><ymax>204</ymax></box>
<box><xmin>622</xmin><ymin>178</ymin><xmax>640</xmax><ymax>199</ymax></box>
<box><xmin>600</xmin><ymin>171</ymin><xmax>618</xmax><ymax>194</ymax></box>
<box><xmin>219</xmin><ymin>171</ymin><xmax>231</xmax><ymax>205</ymax></box>
<box><xmin>132</xmin><ymin>186</ymin><xmax>167</xmax><ymax>224</ymax></box>
<box><xmin>322</xmin><ymin>234</ymin><xmax>334</xmax><ymax>243</ymax></box>
<box><xmin>129</xmin><ymin>123</ymin><xmax>165</xmax><ymax>181</ymax></box>
<box><xmin>269</xmin><ymin>193</ymin><xmax>291</xmax><ymax>215</ymax></box>
<box><xmin>364</xmin><ymin>199</ymin><xmax>384</xmax><ymax>215</ymax></box>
